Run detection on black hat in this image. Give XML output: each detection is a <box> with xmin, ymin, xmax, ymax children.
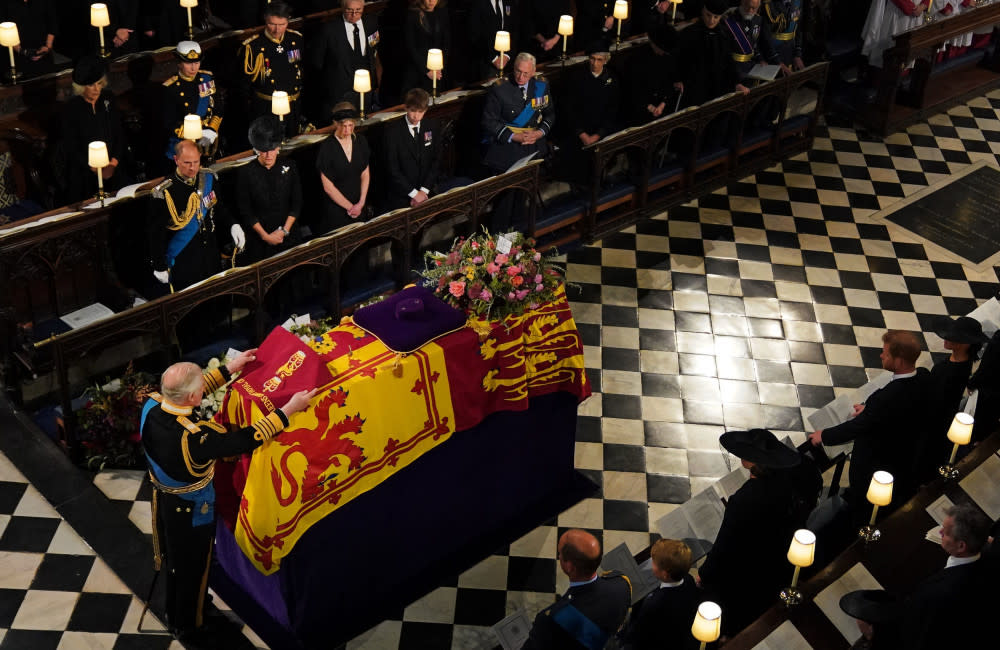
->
<box><xmin>331</xmin><ymin>106</ymin><xmax>360</xmax><ymax>122</ymax></box>
<box><xmin>720</xmin><ymin>429</ymin><xmax>801</xmax><ymax>468</ymax></box>
<box><xmin>585</xmin><ymin>40</ymin><xmax>611</xmax><ymax>57</ymax></box>
<box><xmin>72</xmin><ymin>55</ymin><xmax>106</xmax><ymax>86</ymax></box>
<box><xmin>839</xmin><ymin>590</ymin><xmax>901</xmax><ymax>625</ymax></box>
<box><xmin>703</xmin><ymin>0</ymin><xmax>730</xmax><ymax>16</ymax></box>
<box><xmin>932</xmin><ymin>316</ymin><xmax>988</xmax><ymax>345</ymax></box>
<box><xmin>248</xmin><ymin>116</ymin><xmax>282</xmax><ymax>152</ymax></box>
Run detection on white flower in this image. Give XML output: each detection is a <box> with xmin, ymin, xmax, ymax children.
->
<box><xmin>208</xmin><ymin>358</ymin><xmax>221</xmax><ymax>370</ymax></box>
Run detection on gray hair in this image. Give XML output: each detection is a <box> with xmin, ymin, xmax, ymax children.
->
<box><xmin>161</xmin><ymin>362</ymin><xmax>204</xmax><ymax>403</ymax></box>
<box><xmin>590</xmin><ymin>51</ymin><xmax>611</xmax><ymax>62</ymax></box>
<box><xmin>514</xmin><ymin>52</ymin><xmax>537</xmax><ymax>69</ymax></box>
<box><xmin>71</xmin><ymin>75</ymin><xmax>108</xmax><ymax>97</ymax></box>
<box><xmin>945</xmin><ymin>502</ymin><xmax>992</xmax><ymax>554</ymax></box>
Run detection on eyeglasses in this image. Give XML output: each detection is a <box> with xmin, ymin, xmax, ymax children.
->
<box><xmin>344</xmin><ymin>8</ymin><xmax>363</xmax><ymax>14</ymax></box>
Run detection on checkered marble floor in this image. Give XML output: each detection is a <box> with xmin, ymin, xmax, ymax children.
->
<box><xmin>6</xmin><ymin>89</ymin><xmax>1000</xmax><ymax>649</ymax></box>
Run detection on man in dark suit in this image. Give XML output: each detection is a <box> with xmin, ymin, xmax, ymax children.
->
<box><xmin>309</xmin><ymin>0</ymin><xmax>380</xmax><ymax>123</ymax></box>
<box><xmin>809</xmin><ymin>330</ymin><xmax>934</xmax><ymax>520</ymax></box>
<box><xmin>620</xmin><ymin>539</ymin><xmax>699</xmax><ymax>650</ymax></box>
<box><xmin>523</xmin><ymin>529</ymin><xmax>632</xmax><ymax>650</ymax></box>
<box><xmin>467</xmin><ymin>0</ymin><xmax>519</xmax><ymax>81</ymax></box>
<box><xmin>481</xmin><ymin>51</ymin><xmax>554</xmax><ymax>173</ymax></box>
<box><xmin>899</xmin><ymin>502</ymin><xmax>993</xmax><ymax>648</ymax></box>
<box><xmin>383</xmin><ymin>88</ymin><xmax>442</xmax><ymax>212</ymax></box>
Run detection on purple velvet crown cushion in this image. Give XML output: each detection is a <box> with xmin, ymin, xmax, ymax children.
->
<box><xmin>352</xmin><ymin>285</ymin><xmax>467</xmax><ymax>353</ymax></box>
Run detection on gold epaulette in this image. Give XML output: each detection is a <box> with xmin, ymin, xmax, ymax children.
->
<box><xmin>177</xmin><ymin>415</ymin><xmax>215</xmax><ymax>477</ymax></box>
<box><xmin>147</xmin><ymin>392</ymin><xmax>163</xmax><ymax>403</ymax></box>
<box><xmin>199</xmin><ymin>69</ymin><xmax>213</xmax><ymax>77</ymax></box>
<box><xmin>242</xmin><ymin>34</ymin><xmax>258</xmax><ymax>46</ymax></box>
<box><xmin>162</xmin><ymin>75</ymin><xmax>178</xmax><ymax>87</ymax></box>
<box><xmin>176</xmin><ymin>415</ymin><xmax>201</xmax><ymax>435</ymax></box>
<box><xmin>252</xmin><ymin>411</ymin><xmax>286</xmax><ymax>442</ymax></box>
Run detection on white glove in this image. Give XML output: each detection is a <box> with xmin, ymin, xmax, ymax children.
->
<box><xmin>231</xmin><ymin>223</ymin><xmax>246</xmax><ymax>251</ymax></box>
<box><xmin>200</xmin><ymin>128</ymin><xmax>218</xmax><ymax>147</ymax></box>
<box><xmin>153</xmin><ymin>269</ymin><xmax>169</xmax><ymax>284</ymax></box>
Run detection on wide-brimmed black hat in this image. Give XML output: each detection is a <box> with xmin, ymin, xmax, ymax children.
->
<box><xmin>839</xmin><ymin>590</ymin><xmax>901</xmax><ymax>624</ymax></box>
<box><xmin>72</xmin><ymin>55</ymin><xmax>106</xmax><ymax>86</ymax></box>
<box><xmin>331</xmin><ymin>107</ymin><xmax>360</xmax><ymax>122</ymax></box>
<box><xmin>703</xmin><ymin>0</ymin><xmax>730</xmax><ymax>16</ymax></box>
<box><xmin>248</xmin><ymin>116</ymin><xmax>282</xmax><ymax>152</ymax></box>
<box><xmin>932</xmin><ymin>315</ymin><xmax>988</xmax><ymax>345</ymax></box>
<box><xmin>720</xmin><ymin>428</ymin><xmax>800</xmax><ymax>468</ymax></box>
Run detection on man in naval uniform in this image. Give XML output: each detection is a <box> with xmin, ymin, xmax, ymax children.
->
<box><xmin>141</xmin><ymin>352</ymin><xmax>317</xmax><ymax>645</ymax></box>
<box><xmin>149</xmin><ymin>139</ymin><xmax>246</xmax><ymax>293</ymax></box>
<box><xmin>523</xmin><ymin>529</ymin><xmax>632</xmax><ymax>649</ymax></box>
<box><xmin>238</xmin><ymin>1</ymin><xmax>304</xmax><ymax>138</ymax></box>
<box><xmin>762</xmin><ymin>0</ymin><xmax>805</xmax><ymax>70</ymax></box>
<box><xmin>723</xmin><ymin>0</ymin><xmax>779</xmax><ymax>84</ymax></box>
<box><xmin>481</xmin><ymin>51</ymin><xmax>554</xmax><ymax>173</ymax></box>
<box><xmin>161</xmin><ymin>41</ymin><xmax>223</xmax><ymax>168</ymax></box>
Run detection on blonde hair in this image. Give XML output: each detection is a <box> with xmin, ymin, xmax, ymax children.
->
<box><xmin>71</xmin><ymin>75</ymin><xmax>108</xmax><ymax>97</ymax></box>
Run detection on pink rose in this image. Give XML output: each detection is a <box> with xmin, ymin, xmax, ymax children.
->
<box><xmin>472</xmin><ymin>256</ymin><xmax>484</xmax><ymax>264</ymax></box>
<box><xmin>495</xmin><ymin>253</ymin><xmax>509</xmax><ymax>264</ymax></box>
<box><xmin>506</xmin><ymin>265</ymin><xmax>521</xmax><ymax>277</ymax></box>
<box><xmin>534</xmin><ymin>274</ymin><xmax>542</xmax><ymax>284</ymax></box>
<box><xmin>533</xmin><ymin>252</ymin><xmax>541</xmax><ymax>261</ymax></box>
<box><xmin>471</xmin><ymin>241</ymin><xmax>479</xmax><ymax>249</ymax></box>
<box><xmin>536</xmin><ymin>283</ymin><xmax>544</xmax><ymax>291</ymax></box>
<box><xmin>516</xmin><ymin>289</ymin><xmax>530</xmax><ymax>300</ymax></box>
<box><xmin>507</xmin><ymin>291</ymin><xmax>516</xmax><ymax>300</ymax></box>
<box><xmin>449</xmin><ymin>281</ymin><xmax>466</xmax><ymax>297</ymax></box>
<box><xmin>486</xmin><ymin>262</ymin><xmax>500</xmax><ymax>275</ymax></box>
<box><xmin>480</xmin><ymin>289</ymin><xmax>492</xmax><ymax>301</ymax></box>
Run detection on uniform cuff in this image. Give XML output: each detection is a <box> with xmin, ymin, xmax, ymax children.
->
<box><xmin>203</xmin><ymin>367</ymin><xmax>227</xmax><ymax>393</ymax></box>
<box><xmin>252</xmin><ymin>411</ymin><xmax>287</xmax><ymax>442</ymax></box>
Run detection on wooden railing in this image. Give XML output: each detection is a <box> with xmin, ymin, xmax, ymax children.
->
<box><xmin>859</xmin><ymin>2</ymin><xmax>1000</xmax><ymax>135</ymax></box>
<box><xmin>2</xmin><ymin>61</ymin><xmax>829</xmax><ymax>425</ymax></box>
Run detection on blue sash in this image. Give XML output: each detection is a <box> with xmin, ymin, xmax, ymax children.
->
<box><xmin>551</xmin><ymin>601</ymin><xmax>610</xmax><ymax>650</ymax></box>
<box><xmin>164</xmin><ymin>173</ymin><xmax>213</xmax><ymax>269</ymax></box>
<box><xmin>724</xmin><ymin>16</ymin><xmax>756</xmax><ymax>56</ymax></box>
<box><xmin>508</xmin><ymin>80</ymin><xmax>549</xmax><ymax>129</ymax></box>
<box><xmin>140</xmin><ymin>398</ymin><xmax>216</xmax><ymax>527</ymax></box>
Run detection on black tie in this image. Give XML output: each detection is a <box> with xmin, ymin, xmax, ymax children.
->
<box><xmin>411</xmin><ymin>125</ymin><xmax>418</xmax><ymax>139</ymax></box>
<box><xmin>353</xmin><ymin>24</ymin><xmax>362</xmax><ymax>55</ymax></box>
<box><xmin>496</xmin><ymin>0</ymin><xmax>504</xmax><ymax>28</ymax></box>
<box><xmin>521</xmin><ymin>86</ymin><xmax>527</xmax><ymax>102</ymax></box>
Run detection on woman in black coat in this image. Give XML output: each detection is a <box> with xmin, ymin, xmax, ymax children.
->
<box><xmin>402</xmin><ymin>0</ymin><xmax>451</xmax><ymax>95</ymax></box>
<box><xmin>698</xmin><ymin>429</ymin><xmax>811</xmax><ymax>638</ymax></box>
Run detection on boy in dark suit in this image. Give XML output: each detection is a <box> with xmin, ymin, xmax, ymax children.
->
<box><xmin>621</xmin><ymin>539</ymin><xmax>700</xmax><ymax>650</ymax></box>
<box><xmin>382</xmin><ymin>88</ymin><xmax>442</xmax><ymax>212</ymax></box>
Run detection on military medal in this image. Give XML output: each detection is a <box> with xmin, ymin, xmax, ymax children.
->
<box><xmin>276</xmin><ymin>44</ymin><xmax>284</xmax><ymax>54</ymax></box>
<box><xmin>201</xmin><ymin>502</ymin><xmax>209</xmax><ymax>514</ymax></box>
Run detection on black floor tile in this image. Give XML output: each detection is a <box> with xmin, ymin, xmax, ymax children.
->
<box><xmin>601</xmin><ymin>267</ymin><xmax>639</xmax><ymax>288</ymax></box>
<box><xmin>788</xmin><ymin>341</ymin><xmax>826</xmax><ymax>364</ymax></box>
<box><xmin>705</xmin><ymin>258</ymin><xmax>739</xmax><ymax>278</ymax></box>
<box><xmin>830</xmin><ymin>365</ymin><xmax>870</xmax><ymax>389</ymax></box>
<box><xmin>673</xmin><ymin>273</ymin><xmax>708</xmax><ymax>292</ymax></box>
<box><xmin>0</xmin><ymin>482</ymin><xmax>27</xmax><ymax>515</ymax></box>
<box><xmin>811</xmin><ymin>286</ymin><xmax>847</xmax><ymax>306</ymax></box>
<box><xmin>670</xmin><ymin>238</ymin><xmax>706</xmax><ymax>257</ymax></box>
<box><xmin>639</xmin><ymin>329</ymin><xmax>676</xmax><ymax>351</ymax></box>
<box><xmin>830</xmin><ymin>237</ymin><xmax>865</xmax><ymax>255</ymax></box>
<box><xmin>798</xmin><ymin>385</ymin><xmax>836</xmax><ymax>409</ymax></box>
<box><xmin>0</xmin><ymin>630</ymin><xmax>62</xmax><ymax>650</ymax></box>
<box><xmin>398</xmin><ymin>622</ymin><xmax>454</xmax><ymax>650</ymax></box>
<box><xmin>676</xmin><ymin>312</ymin><xmax>712</xmax><ymax>333</ymax></box>
<box><xmin>641</xmin><ymin>373</ymin><xmax>681</xmax><ymax>398</ymax></box>
<box><xmin>893</xmin><ymin>242</ymin><xmax>928</xmax><ymax>260</ymax></box>
<box><xmin>585</xmin><ymin>367</ymin><xmax>602</xmax><ymax>394</ymax></box>
<box><xmin>603</xmin><ymin>306</ymin><xmax>639</xmax><ymax>328</ymax></box>
<box><xmin>780</xmin><ymin>301</ymin><xmax>816</xmax><ymax>322</ymax></box>
<box><xmin>635</xmin><ymin>250</ymin><xmax>670</xmax><ymax>270</ymax></box>
<box><xmin>505</xmin><ymin>557</ymin><xmax>557</xmax><ymax>593</ymax></box>
<box><xmin>839</xmin><ymin>271</ymin><xmax>875</xmax><ymax>290</ymax></box>
<box><xmin>735</xmin><ymin>244</ymin><xmax>771</xmax><ymax>263</ymax></box>
<box><xmin>452</xmin><ymin>588</ymin><xmax>508</xmax><ymax>626</ymax></box>
<box><xmin>603</xmin><ymin>232</ymin><xmax>637</xmax><ymax>250</ymax></box>
<box><xmin>877</xmin><ymin>292</ymin><xmax>913</xmax><ymax>312</ymax></box>
<box><xmin>602</xmin><ymin>348</ymin><xmax>640</xmax><ymax>372</ymax></box>
<box><xmin>0</xmin><ymin>588</ymin><xmax>26</xmax><ymax>628</ymax></box>
<box><xmin>637</xmin><ymin>289</ymin><xmax>673</xmax><ymax>310</ymax></box>
<box><xmin>0</xmin><ymin>517</ymin><xmax>61</xmax><ymax>553</ymax></box>
<box><xmin>603</xmin><ymin>394</ymin><xmax>642</xmax><ymax>420</ymax></box>
<box><xmin>30</xmin><ymin>554</ymin><xmax>95</xmax><ymax>592</ymax></box>
<box><xmin>603</xmin><ymin>444</ymin><xmax>646</xmax><ymax>473</ymax></box>
<box><xmin>762</xmin><ymin>405</ymin><xmax>802</xmax><ymax>430</ymax></box>
<box><xmin>860</xmin><ymin>347</ymin><xmax>884</xmax><ymax>369</ymax></box>
<box><xmin>944</xmin><ymin>297</ymin><xmax>979</xmax><ymax>315</ymax></box>
<box><xmin>846</xmin><ymin>307</ymin><xmax>886</xmax><ymax>329</ymax></box>
<box><xmin>577</xmin><ymin>323</ymin><xmax>600</xmax><ymax>347</ymax></box>
<box><xmin>568</xmin><ymin>282</ymin><xmax>602</xmax><ymax>304</ymax></box>
<box><xmin>820</xmin><ymin>323</ymin><xmax>857</xmax><ymax>345</ymax></box>
<box><xmin>603</xmin><ymin>500</ymin><xmax>649</xmax><ymax>532</ymax></box>
<box><xmin>772</xmin><ymin>265</ymin><xmax>807</xmax><ymax>283</ymax></box>
<box><xmin>112</xmin><ymin>635</ymin><xmax>178</xmax><ymax>650</ymax></box>
<box><xmin>904</xmin><ymin>276</ymin><xmax>941</xmax><ymax>295</ymax></box>
<box><xmin>646</xmin><ymin>475</ymin><xmax>691</xmax><ymax>504</ymax></box>
<box><xmin>66</xmin><ymin>592</ymin><xmax>131</xmax><ymax>633</ymax></box>
<box><xmin>576</xmin><ymin>416</ymin><xmax>602</xmax><ymax>443</ymax></box>
<box><xmin>802</xmin><ymin>250</ymin><xmax>836</xmax><ymax>269</ymax></box>
<box><xmin>741</xmin><ymin>279</ymin><xmax>777</xmax><ymax>298</ymax></box>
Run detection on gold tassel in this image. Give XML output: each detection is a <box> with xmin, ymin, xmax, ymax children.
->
<box><xmin>392</xmin><ymin>354</ymin><xmax>404</xmax><ymax>377</ymax></box>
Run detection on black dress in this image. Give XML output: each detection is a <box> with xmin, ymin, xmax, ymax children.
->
<box><xmin>59</xmin><ymin>91</ymin><xmax>129</xmax><ymax>205</ymax></box>
<box><xmin>402</xmin><ymin>6</ymin><xmax>451</xmax><ymax>94</ymax></box>
<box><xmin>315</xmin><ymin>134</ymin><xmax>370</xmax><ymax>235</ymax></box>
<box><xmin>236</xmin><ymin>158</ymin><xmax>303</xmax><ymax>263</ymax></box>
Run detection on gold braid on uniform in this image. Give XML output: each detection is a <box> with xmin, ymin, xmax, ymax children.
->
<box><xmin>764</xmin><ymin>1</ymin><xmax>788</xmax><ymax>33</ymax></box>
<box><xmin>202</xmin><ymin>367</ymin><xmax>227</xmax><ymax>393</ymax></box>
<box><xmin>177</xmin><ymin>416</ymin><xmax>216</xmax><ymax>477</ymax></box>
<box><xmin>252</xmin><ymin>412</ymin><xmax>286</xmax><ymax>442</ymax></box>
<box><xmin>164</xmin><ymin>189</ymin><xmax>202</xmax><ymax>231</ymax></box>
<box><xmin>150</xmin><ymin>490</ymin><xmax>162</xmax><ymax>571</ymax></box>
<box><xmin>244</xmin><ymin>40</ymin><xmax>266</xmax><ymax>83</ymax></box>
